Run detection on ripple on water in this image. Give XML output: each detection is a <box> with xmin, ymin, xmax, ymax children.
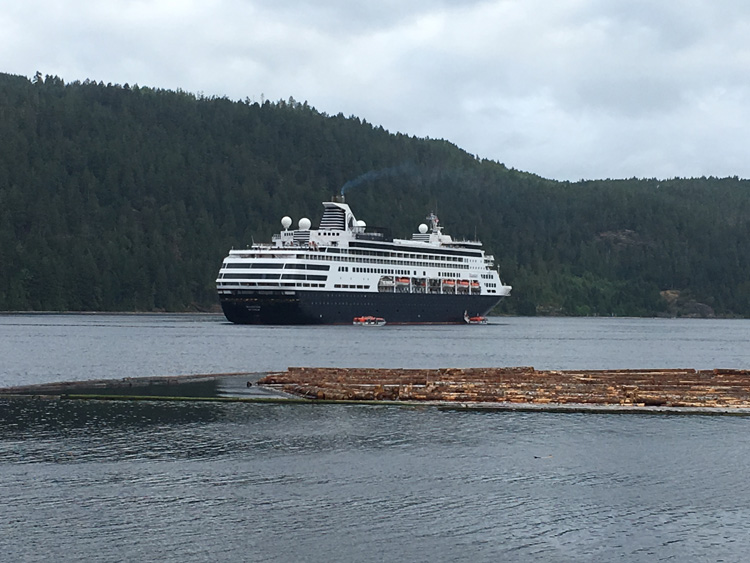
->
<box><xmin>4</xmin><ymin>316</ymin><xmax>750</xmax><ymax>561</ymax></box>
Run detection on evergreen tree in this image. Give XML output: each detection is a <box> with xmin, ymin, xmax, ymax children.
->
<box><xmin>1</xmin><ymin>71</ymin><xmax>750</xmax><ymax>317</ymax></box>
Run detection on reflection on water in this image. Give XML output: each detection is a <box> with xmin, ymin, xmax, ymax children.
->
<box><xmin>2</xmin><ymin>397</ymin><xmax>750</xmax><ymax>562</ymax></box>
<box><xmin>3</xmin><ymin>315</ymin><xmax>750</xmax><ymax>562</ymax></box>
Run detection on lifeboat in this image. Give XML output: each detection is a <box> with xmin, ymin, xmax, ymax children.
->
<box><xmin>464</xmin><ymin>311</ymin><xmax>488</xmax><ymax>324</ymax></box>
<box><xmin>442</xmin><ymin>279</ymin><xmax>455</xmax><ymax>286</ymax></box>
<box><xmin>470</xmin><ymin>281</ymin><xmax>480</xmax><ymax>288</ymax></box>
<box><xmin>458</xmin><ymin>280</ymin><xmax>469</xmax><ymax>287</ymax></box>
<box><xmin>353</xmin><ymin>316</ymin><xmax>386</xmax><ymax>326</ymax></box>
<box><xmin>378</xmin><ymin>276</ymin><xmax>395</xmax><ymax>286</ymax></box>
<box><xmin>396</xmin><ymin>277</ymin><xmax>410</xmax><ymax>284</ymax></box>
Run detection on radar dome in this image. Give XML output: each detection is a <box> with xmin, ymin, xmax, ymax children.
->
<box><xmin>418</xmin><ymin>223</ymin><xmax>429</xmax><ymax>234</ymax></box>
<box><xmin>298</xmin><ymin>217</ymin><xmax>311</xmax><ymax>230</ymax></box>
<box><xmin>357</xmin><ymin>220</ymin><xmax>366</xmax><ymax>227</ymax></box>
<box><xmin>281</xmin><ymin>216</ymin><xmax>292</xmax><ymax>230</ymax></box>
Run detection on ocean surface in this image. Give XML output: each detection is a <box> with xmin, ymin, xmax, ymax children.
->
<box><xmin>2</xmin><ymin>314</ymin><xmax>750</xmax><ymax>562</ymax></box>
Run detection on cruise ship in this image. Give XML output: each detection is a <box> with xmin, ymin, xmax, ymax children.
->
<box><xmin>216</xmin><ymin>196</ymin><xmax>511</xmax><ymax>324</ymax></box>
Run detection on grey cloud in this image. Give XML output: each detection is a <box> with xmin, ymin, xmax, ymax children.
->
<box><xmin>3</xmin><ymin>0</ymin><xmax>750</xmax><ymax>180</ymax></box>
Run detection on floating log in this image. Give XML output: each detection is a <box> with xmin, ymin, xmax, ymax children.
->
<box><xmin>5</xmin><ymin>368</ymin><xmax>750</xmax><ymax>412</ymax></box>
<box><xmin>257</xmin><ymin>367</ymin><xmax>750</xmax><ymax>409</ymax></box>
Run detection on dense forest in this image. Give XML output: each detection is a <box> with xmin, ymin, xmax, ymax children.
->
<box><xmin>2</xmin><ymin>71</ymin><xmax>750</xmax><ymax>317</ymax></box>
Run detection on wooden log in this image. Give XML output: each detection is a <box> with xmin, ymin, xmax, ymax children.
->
<box><xmin>254</xmin><ymin>367</ymin><xmax>750</xmax><ymax>409</ymax></box>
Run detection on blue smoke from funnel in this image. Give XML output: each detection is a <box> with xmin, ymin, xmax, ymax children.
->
<box><xmin>340</xmin><ymin>163</ymin><xmax>416</xmax><ymax>195</ymax></box>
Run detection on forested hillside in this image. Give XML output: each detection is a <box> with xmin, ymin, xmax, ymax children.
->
<box><xmin>2</xmin><ymin>72</ymin><xmax>750</xmax><ymax>316</ymax></box>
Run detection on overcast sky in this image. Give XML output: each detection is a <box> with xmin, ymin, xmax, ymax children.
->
<box><xmin>3</xmin><ymin>0</ymin><xmax>750</xmax><ymax>181</ymax></box>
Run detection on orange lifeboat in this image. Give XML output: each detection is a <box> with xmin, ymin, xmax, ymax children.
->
<box><xmin>463</xmin><ymin>311</ymin><xmax>487</xmax><ymax>324</ymax></box>
<box><xmin>353</xmin><ymin>316</ymin><xmax>386</xmax><ymax>326</ymax></box>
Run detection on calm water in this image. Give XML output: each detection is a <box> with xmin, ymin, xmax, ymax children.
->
<box><xmin>2</xmin><ymin>314</ymin><xmax>750</xmax><ymax>562</ymax></box>
<box><xmin>3</xmin><ymin>314</ymin><xmax>750</xmax><ymax>388</ymax></box>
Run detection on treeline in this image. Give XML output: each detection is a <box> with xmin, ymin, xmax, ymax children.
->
<box><xmin>2</xmin><ymin>71</ymin><xmax>750</xmax><ymax>317</ymax></box>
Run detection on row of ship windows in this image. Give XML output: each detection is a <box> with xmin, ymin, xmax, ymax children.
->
<box><xmin>348</xmin><ymin>248</ymin><xmax>471</xmax><ymax>261</ymax></box>
<box><xmin>303</xmin><ymin>254</ymin><xmax>470</xmax><ymax>270</ymax></box>
<box><xmin>223</xmin><ymin>262</ymin><xmax>330</xmax><ymax>271</ymax></box>
<box><xmin>351</xmin><ymin>267</ymin><xmax>412</xmax><ymax>275</ymax></box>
<box><xmin>220</xmin><ymin>282</ymin><xmax>325</xmax><ymax>288</ymax></box>
<box><xmin>285</xmin><ymin>247</ymin><xmax>471</xmax><ymax>261</ymax></box>
<box><xmin>333</xmin><ymin>284</ymin><xmax>371</xmax><ymax>290</ymax></box>
<box><xmin>221</xmin><ymin>273</ymin><xmax>328</xmax><ymax>281</ymax></box>
<box><xmin>339</xmin><ymin>267</ymin><xmax>482</xmax><ymax>281</ymax></box>
<box><xmin>237</xmin><ymin>251</ymin><xmax>472</xmax><ymax>263</ymax></box>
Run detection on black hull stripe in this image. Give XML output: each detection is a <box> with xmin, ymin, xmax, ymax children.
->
<box><xmin>219</xmin><ymin>290</ymin><xmax>503</xmax><ymax>325</ymax></box>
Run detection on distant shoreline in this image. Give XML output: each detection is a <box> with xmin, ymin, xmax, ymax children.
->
<box><xmin>0</xmin><ymin>310</ymin><xmax>223</xmax><ymax>316</ymax></box>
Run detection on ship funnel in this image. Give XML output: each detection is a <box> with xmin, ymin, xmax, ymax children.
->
<box><xmin>333</xmin><ymin>194</ymin><xmax>345</xmax><ymax>203</ymax></box>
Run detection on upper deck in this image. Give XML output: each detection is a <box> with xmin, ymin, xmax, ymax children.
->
<box><xmin>217</xmin><ymin>197</ymin><xmax>511</xmax><ymax>298</ymax></box>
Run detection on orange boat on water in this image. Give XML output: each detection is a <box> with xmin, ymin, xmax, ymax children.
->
<box><xmin>463</xmin><ymin>311</ymin><xmax>488</xmax><ymax>324</ymax></box>
<box><xmin>353</xmin><ymin>316</ymin><xmax>386</xmax><ymax>326</ymax></box>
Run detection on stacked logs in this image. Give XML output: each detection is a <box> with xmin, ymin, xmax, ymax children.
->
<box><xmin>258</xmin><ymin>367</ymin><xmax>750</xmax><ymax>408</ymax></box>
